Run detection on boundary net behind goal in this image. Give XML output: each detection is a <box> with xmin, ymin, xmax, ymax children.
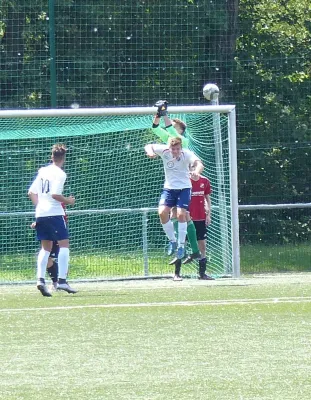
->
<box><xmin>0</xmin><ymin>106</ymin><xmax>237</xmax><ymax>282</ymax></box>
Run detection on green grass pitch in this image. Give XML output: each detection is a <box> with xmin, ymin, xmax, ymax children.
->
<box><xmin>1</xmin><ymin>274</ymin><xmax>311</xmax><ymax>400</ymax></box>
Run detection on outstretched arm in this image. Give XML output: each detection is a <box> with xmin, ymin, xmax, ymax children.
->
<box><xmin>152</xmin><ymin>100</ymin><xmax>171</xmax><ymax>143</ymax></box>
<box><xmin>152</xmin><ymin>117</ymin><xmax>170</xmax><ymax>143</ymax></box>
<box><xmin>153</xmin><ymin>103</ymin><xmax>174</xmax><ymax>130</ymax></box>
<box><xmin>162</xmin><ymin>114</ymin><xmax>173</xmax><ymax>127</ymax></box>
<box><xmin>152</xmin><ymin>101</ymin><xmax>188</xmax><ymax>146</ymax></box>
<box><xmin>144</xmin><ymin>144</ymin><xmax>157</xmax><ymax>159</ymax></box>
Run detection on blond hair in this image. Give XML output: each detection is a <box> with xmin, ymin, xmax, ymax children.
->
<box><xmin>168</xmin><ymin>136</ymin><xmax>182</xmax><ymax>147</ymax></box>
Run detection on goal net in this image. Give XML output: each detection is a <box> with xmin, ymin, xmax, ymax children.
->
<box><xmin>0</xmin><ymin>106</ymin><xmax>238</xmax><ymax>282</ymax></box>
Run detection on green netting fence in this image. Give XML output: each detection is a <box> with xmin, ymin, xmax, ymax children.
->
<box><xmin>0</xmin><ymin>0</ymin><xmax>310</xmax><ymax>274</ymax></box>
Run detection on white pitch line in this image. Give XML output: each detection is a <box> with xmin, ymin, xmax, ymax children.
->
<box><xmin>1</xmin><ymin>296</ymin><xmax>311</xmax><ymax>313</ymax></box>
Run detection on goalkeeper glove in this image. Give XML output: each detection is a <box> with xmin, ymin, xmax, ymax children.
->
<box><xmin>154</xmin><ymin>100</ymin><xmax>168</xmax><ymax>117</ymax></box>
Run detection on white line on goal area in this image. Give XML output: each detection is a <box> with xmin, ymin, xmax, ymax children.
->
<box><xmin>1</xmin><ymin>296</ymin><xmax>311</xmax><ymax>313</ymax></box>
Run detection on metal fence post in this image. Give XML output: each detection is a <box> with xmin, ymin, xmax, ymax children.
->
<box><xmin>142</xmin><ymin>210</ymin><xmax>149</xmax><ymax>276</ymax></box>
<box><xmin>48</xmin><ymin>0</ymin><xmax>57</xmax><ymax>107</ymax></box>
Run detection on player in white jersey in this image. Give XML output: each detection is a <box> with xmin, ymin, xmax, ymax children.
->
<box><xmin>28</xmin><ymin>143</ymin><xmax>76</xmax><ymax>297</ymax></box>
<box><xmin>145</xmin><ymin>136</ymin><xmax>204</xmax><ymax>259</ymax></box>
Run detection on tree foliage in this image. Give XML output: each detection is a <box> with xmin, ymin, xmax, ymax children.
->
<box><xmin>0</xmin><ymin>0</ymin><xmax>310</xmax><ymax>244</ymax></box>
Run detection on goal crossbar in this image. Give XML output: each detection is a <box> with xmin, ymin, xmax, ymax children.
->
<box><xmin>0</xmin><ymin>105</ymin><xmax>235</xmax><ymax>118</ymax></box>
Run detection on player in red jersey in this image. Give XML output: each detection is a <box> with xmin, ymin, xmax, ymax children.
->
<box><xmin>170</xmin><ymin>174</ymin><xmax>214</xmax><ymax>280</ymax></box>
<box><xmin>186</xmin><ymin>174</ymin><xmax>214</xmax><ymax>280</ymax></box>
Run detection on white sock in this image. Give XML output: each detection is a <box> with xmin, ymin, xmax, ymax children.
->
<box><xmin>58</xmin><ymin>247</ymin><xmax>70</xmax><ymax>280</ymax></box>
<box><xmin>37</xmin><ymin>249</ymin><xmax>50</xmax><ymax>280</ymax></box>
<box><xmin>162</xmin><ymin>220</ymin><xmax>176</xmax><ymax>242</ymax></box>
<box><xmin>178</xmin><ymin>222</ymin><xmax>187</xmax><ymax>246</ymax></box>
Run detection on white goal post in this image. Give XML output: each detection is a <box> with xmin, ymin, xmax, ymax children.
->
<box><xmin>0</xmin><ymin>105</ymin><xmax>240</xmax><ymax>281</ymax></box>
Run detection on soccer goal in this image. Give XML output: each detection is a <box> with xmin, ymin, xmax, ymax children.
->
<box><xmin>0</xmin><ymin>105</ymin><xmax>239</xmax><ymax>282</ymax></box>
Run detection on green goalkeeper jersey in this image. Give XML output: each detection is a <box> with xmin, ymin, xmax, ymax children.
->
<box><xmin>152</xmin><ymin>124</ymin><xmax>189</xmax><ymax>148</ymax></box>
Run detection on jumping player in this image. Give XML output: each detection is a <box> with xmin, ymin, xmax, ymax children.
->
<box><xmin>151</xmin><ymin>100</ymin><xmax>202</xmax><ymax>263</ymax></box>
<box><xmin>145</xmin><ymin>136</ymin><xmax>204</xmax><ymax>261</ymax></box>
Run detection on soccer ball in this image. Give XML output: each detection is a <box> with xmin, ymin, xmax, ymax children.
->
<box><xmin>203</xmin><ymin>83</ymin><xmax>219</xmax><ymax>101</ymax></box>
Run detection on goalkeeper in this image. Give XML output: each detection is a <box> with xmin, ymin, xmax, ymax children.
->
<box><xmin>152</xmin><ymin>100</ymin><xmax>202</xmax><ymax>267</ymax></box>
<box><xmin>152</xmin><ymin>100</ymin><xmax>189</xmax><ymax>148</ymax></box>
